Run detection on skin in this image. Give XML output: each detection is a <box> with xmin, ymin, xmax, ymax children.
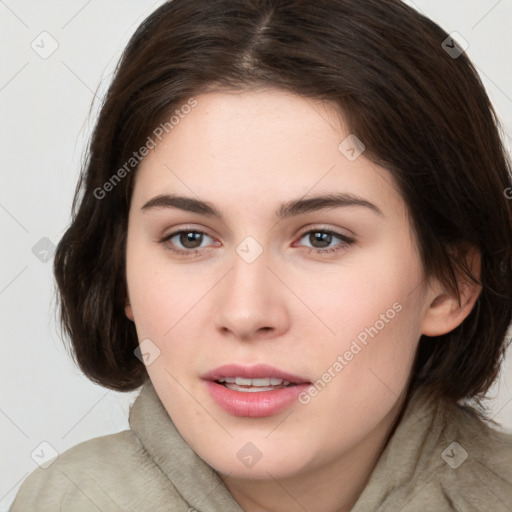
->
<box><xmin>124</xmin><ymin>88</ymin><xmax>480</xmax><ymax>512</ymax></box>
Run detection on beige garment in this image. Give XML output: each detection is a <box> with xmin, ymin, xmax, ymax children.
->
<box><xmin>10</xmin><ymin>380</ymin><xmax>512</xmax><ymax>511</ymax></box>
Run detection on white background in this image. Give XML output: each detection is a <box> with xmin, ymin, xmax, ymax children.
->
<box><xmin>1</xmin><ymin>1</ymin><xmax>511</xmax><ymax>509</ymax></box>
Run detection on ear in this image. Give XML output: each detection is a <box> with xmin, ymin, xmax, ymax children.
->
<box><xmin>125</xmin><ymin>301</ymin><xmax>135</xmax><ymax>322</ymax></box>
<box><xmin>421</xmin><ymin>247</ymin><xmax>481</xmax><ymax>337</ymax></box>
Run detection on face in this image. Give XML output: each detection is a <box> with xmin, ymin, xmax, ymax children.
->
<box><xmin>124</xmin><ymin>88</ymin><xmax>435</xmax><ymax>481</ymax></box>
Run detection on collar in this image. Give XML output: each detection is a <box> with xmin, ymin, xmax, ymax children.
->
<box><xmin>129</xmin><ymin>379</ymin><xmax>508</xmax><ymax>511</ymax></box>
<box><xmin>129</xmin><ymin>380</ymin><xmax>244</xmax><ymax>511</ymax></box>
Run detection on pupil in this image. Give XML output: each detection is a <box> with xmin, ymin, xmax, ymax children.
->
<box><xmin>311</xmin><ymin>232</ymin><xmax>331</xmax><ymax>248</ymax></box>
<box><xmin>181</xmin><ymin>232</ymin><xmax>202</xmax><ymax>249</ymax></box>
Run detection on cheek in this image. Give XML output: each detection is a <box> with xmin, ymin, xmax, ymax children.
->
<box><xmin>303</xmin><ymin>243</ymin><xmax>422</xmax><ymax>350</ymax></box>
<box><xmin>125</xmin><ymin>234</ymin><xmax>176</xmax><ymax>340</ymax></box>
<box><xmin>127</xmin><ymin>271</ymin><xmax>173</xmax><ymax>338</ymax></box>
<box><xmin>125</xmin><ymin>241</ymin><xmax>218</xmax><ymax>369</ymax></box>
<box><xmin>298</xmin><ymin>240</ymin><xmax>424</xmax><ymax>399</ymax></box>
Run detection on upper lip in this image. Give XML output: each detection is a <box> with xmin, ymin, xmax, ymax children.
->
<box><xmin>201</xmin><ymin>364</ymin><xmax>310</xmax><ymax>384</ymax></box>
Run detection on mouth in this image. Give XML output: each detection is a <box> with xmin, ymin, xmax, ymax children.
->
<box><xmin>215</xmin><ymin>376</ymin><xmax>295</xmax><ymax>392</ymax></box>
<box><xmin>201</xmin><ymin>364</ymin><xmax>311</xmax><ymax>417</ymax></box>
<box><xmin>202</xmin><ymin>363</ymin><xmax>310</xmax><ymax>390</ymax></box>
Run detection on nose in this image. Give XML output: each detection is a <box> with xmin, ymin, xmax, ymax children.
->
<box><xmin>214</xmin><ymin>247</ymin><xmax>290</xmax><ymax>341</ymax></box>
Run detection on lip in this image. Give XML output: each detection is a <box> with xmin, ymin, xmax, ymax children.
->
<box><xmin>201</xmin><ymin>363</ymin><xmax>310</xmax><ymax>384</ymax></box>
<box><xmin>202</xmin><ymin>364</ymin><xmax>311</xmax><ymax>418</ymax></box>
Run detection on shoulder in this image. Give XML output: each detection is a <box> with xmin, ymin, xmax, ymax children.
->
<box><xmin>9</xmin><ymin>430</ymin><xmax>185</xmax><ymax>512</ymax></box>
<box><xmin>374</xmin><ymin>389</ymin><xmax>512</xmax><ymax>511</ymax></box>
<box><xmin>399</xmin><ymin>393</ymin><xmax>512</xmax><ymax>511</ymax></box>
<box><xmin>437</xmin><ymin>401</ymin><xmax>512</xmax><ymax>509</ymax></box>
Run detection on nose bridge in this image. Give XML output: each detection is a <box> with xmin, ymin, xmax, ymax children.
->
<box><xmin>228</xmin><ymin>240</ymin><xmax>272</xmax><ymax>308</ymax></box>
<box><xmin>214</xmin><ymin>238</ymin><xmax>288</xmax><ymax>338</ymax></box>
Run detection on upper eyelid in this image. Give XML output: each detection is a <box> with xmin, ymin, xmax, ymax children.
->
<box><xmin>162</xmin><ymin>225</ymin><xmax>214</xmax><ymax>240</ymax></box>
<box><xmin>297</xmin><ymin>224</ymin><xmax>354</xmax><ymax>238</ymax></box>
<box><xmin>162</xmin><ymin>225</ymin><xmax>354</xmax><ymax>244</ymax></box>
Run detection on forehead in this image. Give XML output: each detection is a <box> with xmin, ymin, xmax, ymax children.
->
<box><xmin>131</xmin><ymin>89</ymin><xmax>404</xmax><ymax>220</ymax></box>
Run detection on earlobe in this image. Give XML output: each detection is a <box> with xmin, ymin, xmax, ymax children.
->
<box><xmin>125</xmin><ymin>302</ymin><xmax>135</xmax><ymax>322</ymax></box>
<box><xmin>421</xmin><ymin>248</ymin><xmax>481</xmax><ymax>337</ymax></box>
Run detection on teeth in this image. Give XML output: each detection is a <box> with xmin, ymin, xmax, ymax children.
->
<box><xmin>252</xmin><ymin>378</ymin><xmax>270</xmax><ymax>386</ymax></box>
<box><xmin>235</xmin><ymin>377</ymin><xmax>253</xmax><ymax>386</ymax></box>
<box><xmin>216</xmin><ymin>377</ymin><xmax>236</xmax><ymax>383</ymax></box>
<box><xmin>217</xmin><ymin>377</ymin><xmax>291</xmax><ymax>388</ymax></box>
<box><xmin>226</xmin><ymin>384</ymin><xmax>276</xmax><ymax>392</ymax></box>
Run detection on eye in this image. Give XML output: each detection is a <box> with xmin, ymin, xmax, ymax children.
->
<box><xmin>294</xmin><ymin>228</ymin><xmax>354</xmax><ymax>256</ymax></box>
<box><xmin>159</xmin><ymin>228</ymin><xmax>218</xmax><ymax>256</ymax></box>
<box><xmin>158</xmin><ymin>226</ymin><xmax>354</xmax><ymax>258</ymax></box>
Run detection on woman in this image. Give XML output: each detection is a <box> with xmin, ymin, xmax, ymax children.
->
<box><xmin>11</xmin><ymin>0</ymin><xmax>512</xmax><ymax>510</ymax></box>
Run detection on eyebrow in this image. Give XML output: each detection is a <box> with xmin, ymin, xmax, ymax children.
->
<box><xmin>141</xmin><ymin>192</ymin><xmax>384</xmax><ymax>219</ymax></box>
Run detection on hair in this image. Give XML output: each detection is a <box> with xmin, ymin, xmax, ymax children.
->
<box><xmin>54</xmin><ymin>0</ymin><xmax>512</xmax><ymax>406</ymax></box>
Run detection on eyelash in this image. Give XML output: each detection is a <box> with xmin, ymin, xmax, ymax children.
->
<box><xmin>158</xmin><ymin>226</ymin><xmax>355</xmax><ymax>258</ymax></box>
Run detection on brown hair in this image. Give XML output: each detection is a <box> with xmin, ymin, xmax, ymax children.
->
<box><xmin>54</xmin><ymin>0</ymin><xmax>512</xmax><ymax>403</ymax></box>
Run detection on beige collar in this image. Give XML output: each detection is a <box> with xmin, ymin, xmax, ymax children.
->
<box><xmin>129</xmin><ymin>380</ymin><xmax>512</xmax><ymax>511</ymax></box>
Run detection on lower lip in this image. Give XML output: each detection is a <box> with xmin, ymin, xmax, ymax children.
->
<box><xmin>204</xmin><ymin>381</ymin><xmax>310</xmax><ymax>417</ymax></box>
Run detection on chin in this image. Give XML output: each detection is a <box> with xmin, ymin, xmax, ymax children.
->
<box><xmin>192</xmin><ymin>435</ymin><xmax>318</xmax><ymax>481</ymax></box>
